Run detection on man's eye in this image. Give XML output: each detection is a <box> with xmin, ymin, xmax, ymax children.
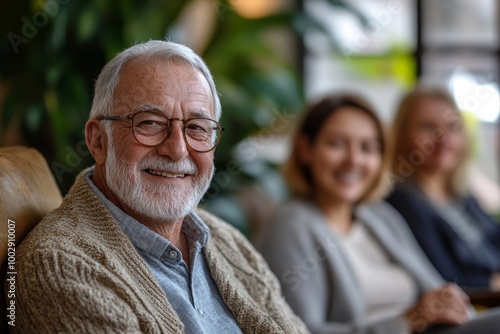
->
<box><xmin>187</xmin><ymin>124</ymin><xmax>207</xmax><ymax>132</ymax></box>
<box><xmin>138</xmin><ymin>120</ymin><xmax>162</xmax><ymax>126</ymax></box>
<box><xmin>135</xmin><ymin>120</ymin><xmax>167</xmax><ymax>135</ymax></box>
<box><xmin>140</xmin><ymin>120</ymin><xmax>158</xmax><ymax>125</ymax></box>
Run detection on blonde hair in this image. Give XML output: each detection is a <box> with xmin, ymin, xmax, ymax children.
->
<box><xmin>283</xmin><ymin>93</ymin><xmax>391</xmax><ymax>204</ymax></box>
<box><xmin>390</xmin><ymin>85</ymin><xmax>470</xmax><ymax>195</ymax></box>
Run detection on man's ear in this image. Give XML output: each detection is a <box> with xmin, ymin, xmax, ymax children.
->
<box><xmin>297</xmin><ymin>134</ymin><xmax>312</xmax><ymax>166</ymax></box>
<box><xmin>85</xmin><ymin>120</ymin><xmax>107</xmax><ymax>166</ymax></box>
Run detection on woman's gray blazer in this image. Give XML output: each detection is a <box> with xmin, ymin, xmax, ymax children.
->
<box><xmin>256</xmin><ymin>199</ymin><xmax>445</xmax><ymax>334</ymax></box>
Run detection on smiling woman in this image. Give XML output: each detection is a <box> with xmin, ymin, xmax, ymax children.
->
<box><xmin>386</xmin><ymin>86</ymin><xmax>500</xmax><ymax>292</ymax></box>
<box><xmin>256</xmin><ymin>92</ymin><xmax>500</xmax><ymax>334</ymax></box>
<box><xmin>283</xmin><ymin>94</ymin><xmax>388</xmax><ymax>206</ymax></box>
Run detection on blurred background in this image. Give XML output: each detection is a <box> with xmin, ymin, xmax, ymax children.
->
<box><xmin>1</xmin><ymin>0</ymin><xmax>499</xmax><ymax>237</ymax></box>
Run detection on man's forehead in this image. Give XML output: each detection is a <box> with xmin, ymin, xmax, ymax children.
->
<box><xmin>123</xmin><ymin>56</ymin><xmax>196</xmax><ymax>76</ymax></box>
<box><xmin>118</xmin><ymin>56</ymin><xmax>206</xmax><ymax>85</ymax></box>
<box><xmin>121</xmin><ymin>57</ymin><xmax>208</xmax><ymax>88</ymax></box>
<box><xmin>112</xmin><ymin>58</ymin><xmax>213</xmax><ymax>115</ymax></box>
<box><xmin>186</xmin><ymin>83</ymin><xmax>212</xmax><ymax>98</ymax></box>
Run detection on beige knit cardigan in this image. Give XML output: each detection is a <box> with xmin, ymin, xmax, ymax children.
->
<box><xmin>9</xmin><ymin>168</ymin><xmax>309</xmax><ymax>334</ymax></box>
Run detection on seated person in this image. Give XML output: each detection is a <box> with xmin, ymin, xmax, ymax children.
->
<box><xmin>7</xmin><ymin>40</ymin><xmax>308</xmax><ymax>334</ymax></box>
<box><xmin>257</xmin><ymin>93</ymin><xmax>500</xmax><ymax>333</ymax></box>
<box><xmin>386</xmin><ymin>86</ymin><xmax>500</xmax><ymax>291</ymax></box>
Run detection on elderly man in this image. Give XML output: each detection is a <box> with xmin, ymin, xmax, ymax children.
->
<box><xmin>11</xmin><ymin>40</ymin><xmax>308</xmax><ymax>333</ymax></box>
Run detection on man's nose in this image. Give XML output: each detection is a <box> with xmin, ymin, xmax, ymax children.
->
<box><xmin>155</xmin><ymin>123</ymin><xmax>189</xmax><ymax>161</ymax></box>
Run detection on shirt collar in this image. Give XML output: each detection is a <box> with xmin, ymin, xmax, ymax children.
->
<box><xmin>84</xmin><ymin>169</ymin><xmax>210</xmax><ymax>258</ymax></box>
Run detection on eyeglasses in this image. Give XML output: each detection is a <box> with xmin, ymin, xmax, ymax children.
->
<box><xmin>97</xmin><ymin>111</ymin><xmax>224</xmax><ymax>153</ymax></box>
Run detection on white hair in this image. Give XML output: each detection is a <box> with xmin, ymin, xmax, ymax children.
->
<box><xmin>89</xmin><ymin>40</ymin><xmax>221</xmax><ymax>121</ymax></box>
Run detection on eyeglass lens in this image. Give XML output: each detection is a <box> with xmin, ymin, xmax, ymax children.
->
<box><xmin>132</xmin><ymin>111</ymin><xmax>221</xmax><ymax>151</ymax></box>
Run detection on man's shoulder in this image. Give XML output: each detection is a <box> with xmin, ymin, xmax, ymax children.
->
<box><xmin>18</xmin><ymin>206</ymin><xmax>96</xmax><ymax>258</ymax></box>
<box><xmin>18</xmin><ymin>189</ymin><xmax>122</xmax><ymax>265</ymax></box>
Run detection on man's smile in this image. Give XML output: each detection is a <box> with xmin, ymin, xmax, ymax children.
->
<box><xmin>145</xmin><ymin>168</ymin><xmax>190</xmax><ymax>178</ymax></box>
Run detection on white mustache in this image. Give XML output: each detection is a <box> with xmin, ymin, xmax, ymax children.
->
<box><xmin>138</xmin><ymin>156</ymin><xmax>198</xmax><ymax>175</ymax></box>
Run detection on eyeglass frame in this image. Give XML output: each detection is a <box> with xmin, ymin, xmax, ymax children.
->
<box><xmin>96</xmin><ymin>111</ymin><xmax>225</xmax><ymax>153</ymax></box>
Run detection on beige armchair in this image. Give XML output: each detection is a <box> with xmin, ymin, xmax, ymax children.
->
<box><xmin>0</xmin><ymin>146</ymin><xmax>63</xmax><ymax>333</ymax></box>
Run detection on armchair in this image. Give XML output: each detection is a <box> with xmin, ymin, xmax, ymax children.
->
<box><xmin>0</xmin><ymin>146</ymin><xmax>62</xmax><ymax>333</ymax></box>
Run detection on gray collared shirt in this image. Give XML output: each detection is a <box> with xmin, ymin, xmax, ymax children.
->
<box><xmin>85</xmin><ymin>172</ymin><xmax>242</xmax><ymax>333</ymax></box>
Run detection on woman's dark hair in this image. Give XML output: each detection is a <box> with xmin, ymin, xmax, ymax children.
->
<box><xmin>300</xmin><ymin>95</ymin><xmax>381</xmax><ymax>144</ymax></box>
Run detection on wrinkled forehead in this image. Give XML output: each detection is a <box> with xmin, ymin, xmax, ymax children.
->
<box><xmin>116</xmin><ymin>55</ymin><xmax>206</xmax><ymax>93</ymax></box>
<box><xmin>112</xmin><ymin>56</ymin><xmax>214</xmax><ymax>116</ymax></box>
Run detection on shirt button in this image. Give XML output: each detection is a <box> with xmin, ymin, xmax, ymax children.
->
<box><xmin>169</xmin><ymin>250</ymin><xmax>178</xmax><ymax>258</ymax></box>
<box><xmin>198</xmin><ymin>308</ymin><xmax>204</xmax><ymax>315</ymax></box>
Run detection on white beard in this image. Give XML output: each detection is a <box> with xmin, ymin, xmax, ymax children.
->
<box><xmin>105</xmin><ymin>139</ymin><xmax>213</xmax><ymax>222</ymax></box>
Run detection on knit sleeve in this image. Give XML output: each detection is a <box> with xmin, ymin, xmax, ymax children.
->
<box><xmin>11</xmin><ymin>249</ymin><xmax>143</xmax><ymax>334</ymax></box>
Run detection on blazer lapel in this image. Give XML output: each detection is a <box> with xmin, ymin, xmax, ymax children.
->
<box><xmin>355</xmin><ymin>205</ymin><xmax>442</xmax><ymax>292</ymax></box>
<box><xmin>355</xmin><ymin>207</ymin><xmax>407</xmax><ymax>266</ymax></box>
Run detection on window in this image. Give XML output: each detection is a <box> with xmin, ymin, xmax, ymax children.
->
<box><xmin>303</xmin><ymin>0</ymin><xmax>500</xmax><ymax>210</ymax></box>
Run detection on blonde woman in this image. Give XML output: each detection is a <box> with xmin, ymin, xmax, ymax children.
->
<box><xmin>257</xmin><ymin>93</ymin><xmax>500</xmax><ymax>334</ymax></box>
<box><xmin>386</xmin><ymin>86</ymin><xmax>500</xmax><ymax>291</ymax></box>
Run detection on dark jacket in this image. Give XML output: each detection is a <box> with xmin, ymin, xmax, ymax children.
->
<box><xmin>386</xmin><ymin>185</ymin><xmax>500</xmax><ymax>289</ymax></box>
